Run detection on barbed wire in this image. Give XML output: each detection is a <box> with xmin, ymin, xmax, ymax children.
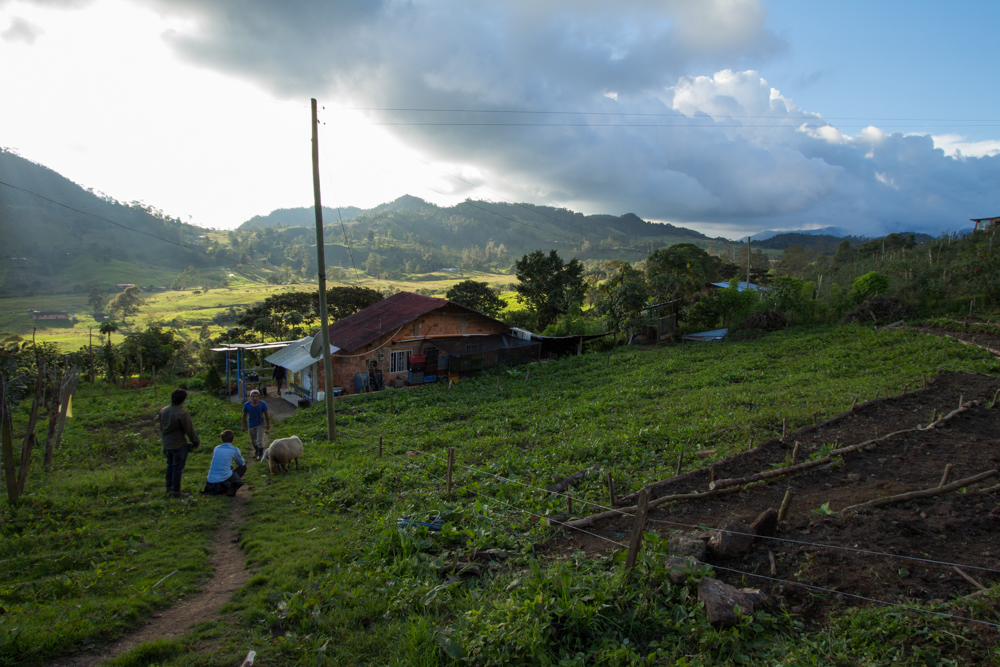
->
<box><xmin>412</xmin><ymin>446</ymin><xmax>1000</xmax><ymax>631</ymax></box>
<box><xmin>374</xmin><ymin>435</ymin><xmax>1000</xmax><ymax>576</ymax></box>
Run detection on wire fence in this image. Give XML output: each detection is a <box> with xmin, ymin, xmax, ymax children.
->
<box><xmin>328</xmin><ymin>428</ymin><xmax>1000</xmax><ymax>631</ymax></box>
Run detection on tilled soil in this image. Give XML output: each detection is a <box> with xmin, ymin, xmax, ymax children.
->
<box><xmin>550</xmin><ymin>370</ymin><xmax>1000</xmax><ymax>625</ymax></box>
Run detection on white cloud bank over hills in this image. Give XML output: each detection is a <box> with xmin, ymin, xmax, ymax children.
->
<box><xmin>26</xmin><ymin>0</ymin><xmax>1000</xmax><ymax>236</ymax></box>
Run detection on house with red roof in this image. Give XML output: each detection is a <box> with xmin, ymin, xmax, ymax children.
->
<box><xmin>312</xmin><ymin>291</ymin><xmax>539</xmax><ymax>394</ymax></box>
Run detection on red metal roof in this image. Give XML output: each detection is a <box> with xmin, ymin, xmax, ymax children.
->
<box><xmin>318</xmin><ymin>292</ymin><xmax>452</xmax><ymax>352</ymax></box>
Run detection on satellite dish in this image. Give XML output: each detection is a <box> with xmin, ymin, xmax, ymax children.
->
<box><xmin>309</xmin><ymin>334</ymin><xmax>325</xmax><ymax>358</ymax></box>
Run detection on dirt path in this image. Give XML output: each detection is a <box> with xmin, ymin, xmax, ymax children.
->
<box><xmin>47</xmin><ymin>479</ymin><xmax>255</xmax><ymax>667</ymax></box>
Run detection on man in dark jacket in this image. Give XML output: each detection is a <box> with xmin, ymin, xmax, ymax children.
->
<box><xmin>159</xmin><ymin>388</ymin><xmax>200</xmax><ymax>498</ymax></box>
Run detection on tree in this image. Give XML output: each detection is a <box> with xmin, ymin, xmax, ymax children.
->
<box><xmin>850</xmin><ymin>271</ymin><xmax>890</xmax><ymax>303</ymax></box>
<box><xmin>775</xmin><ymin>244</ymin><xmax>810</xmax><ymax>277</ymax></box>
<box><xmin>121</xmin><ymin>325</ymin><xmax>183</xmax><ymax>375</ymax></box>
<box><xmin>599</xmin><ymin>263</ymin><xmax>649</xmax><ymax>336</ymax></box>
<box><xmin>232</xmin><ymin>287</ymin><xmax>383</xmax><ymax>342</ymax></box>
<box><xmin>833</xmin><ymin>239</ymin><xmax>856</xmax><ymax>264</ymax></box>
<box><xmin>646</xmin><ymin>243</ymin><xmax>717</xmax><ymax>302</ymax></box>
<box><xmin>106</xmin><ymin>286</ymin><xmax>144</xmax><ymax>324</ymax></box>
<box><xmin>514</xmin><ymin>250</ymin><xmax>585</xmax><ymax>330</ymax></box>
<box><xmin>87</xmin><ymin>282</ymin><xmax>105</xmax><ymax>314</ymax></box>
<box><xmin>446</xmin><ymin>280</ymin><xmax>505</xmax><ymax>317</ymax></box>
<box><xmin>364</xmin><ymin>252</ymin><xmax>384</xmax><ymax>278</ymax></box>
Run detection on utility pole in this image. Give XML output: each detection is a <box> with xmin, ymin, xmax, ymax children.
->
<box><xmin>311</xmin><ymin>98</ymin><xmax>337</xmax><ymax>440</ymax></box>
<box><xmin>747</xmin><ymin>236</ymin><xmax>751</xmax><ymax>288</ymax></box>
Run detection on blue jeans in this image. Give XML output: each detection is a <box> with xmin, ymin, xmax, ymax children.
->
<box><xmin>164</xmin><ymin>447</ymin><xmax>189</xmax><ymax>494</ymax></box>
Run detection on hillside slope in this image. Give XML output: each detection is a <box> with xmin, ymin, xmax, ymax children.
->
<box><xmin>0</xmin><ymin>149</ymin><xmax>216</xmax><ymax>295</ymax></box>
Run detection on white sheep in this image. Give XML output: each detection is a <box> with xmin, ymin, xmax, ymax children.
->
<box><xmin>261</xmin><ymin>435</ymin><xmax>303</xmax><ymax>474</ymax></box>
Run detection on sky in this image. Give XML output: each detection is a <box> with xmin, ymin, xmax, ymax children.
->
<box><xmin>1</xmin><ymin>0</ymin><xmax>998</xmax><ymax>240</ymax></box>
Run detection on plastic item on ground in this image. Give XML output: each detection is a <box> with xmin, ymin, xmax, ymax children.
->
<box><xmin>396</xmin><ymin>511</ymin><xmax>444</xmax><ymax>531</ymax></box>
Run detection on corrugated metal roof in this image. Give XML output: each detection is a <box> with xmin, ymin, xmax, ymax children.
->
<box><xmin>709</xmin><ymin>281</ymin><xmax>763</xmax><ymax>292</ymax></box>
<box><xmin>264</xmin><ymin>335</ymin><xmax>340</xmax><ymax>374</ymax></box>
<box><xmin>315</xmin><ymin>291</ymin><xmax>506</xmax><ymax>352</ymax></box>
<box><xmin>682</xmin><ymin>328</ymin><xmax>728</xmax><ymax>342</ymax></box>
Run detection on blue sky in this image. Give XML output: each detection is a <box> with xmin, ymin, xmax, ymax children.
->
<box><xmin>1</xmin><ymin>0</ymin><xmax>997</xmax><ymax>239</ymax></box>
<box><xmin>764</xmin><ymin>1</ymin><xmax>1000</xmax><ymax>144</ymax></box>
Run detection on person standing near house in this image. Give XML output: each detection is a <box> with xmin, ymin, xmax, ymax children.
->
<box><xmin>158</xmin><ymin>388</ymin><xmax>200</xmax><ymax>498</ymax></box>
<box><xmin>272</xmin><ymin>364</ymin><xmax>287</xmax><ymax>395</ymax></box>
<box><xmin>242</xmin><ymin>389</ymin><xmax>271</xmax><ymax>460</ymax></box>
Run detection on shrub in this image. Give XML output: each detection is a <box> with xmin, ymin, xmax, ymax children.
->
<box><xmin>850</xmin><ymin>271</ymin><xmax>890</xmax><ymax>304</ymax></box>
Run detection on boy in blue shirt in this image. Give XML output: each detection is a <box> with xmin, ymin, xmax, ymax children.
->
<box><xmin>202</xmin><ymin>430</ymin><xmax>247</xmax><ymax>497</ymax></box>
<box><xmin>241</xmin><ymin>389</ymin><xmax>271</xmax><ymax>460</ymax></box>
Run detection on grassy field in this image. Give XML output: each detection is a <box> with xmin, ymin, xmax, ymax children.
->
<box><xmin>0</xmin><ymin>271</ymin><xmax>516</xmax><ymax>351</ymax></box>
<box><xmin>5</xmin><ymin>325</ymin><xmax>1000</xmax><ymax>666</ymax></box>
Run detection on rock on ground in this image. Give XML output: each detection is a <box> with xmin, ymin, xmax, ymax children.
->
<box><xmin>698</xmin><ymin>578</ymin><xmax>766</xmax><ymax>626</ymax></box>
<box><xmin>707</xmin><ymin>520</ymin><xmax>755</xmax><ymax>558</ymax></box>
<box><xmin>668</xmin><ymin>532</ymin><xmax>707</xmax><ymax>561</ymax></box>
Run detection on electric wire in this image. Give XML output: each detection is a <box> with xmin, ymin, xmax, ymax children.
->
<box><xmin>318</xmin><ymin>138</ymin><xmax>362</xmax><ymax>283</ymax></box>
<box><xmin>314</xmin><ymin>114</ymin><xmax>582</xmax><ymax>246</ymax></box>
<box><xmin>0</xmin><ymin>180</ymin><xmax>209</xmax><ymax>254</ymax></box>
<box><xmin>334</xmin><ymin>106</ymin><xmax>1000</xmax><ymax>123</ymax></box>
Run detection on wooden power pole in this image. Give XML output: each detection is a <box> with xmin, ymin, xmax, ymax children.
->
<box><xmin>311</xmin><ymin>98</ymin><xmax>337</xmax><ymax>441</ymax></box>
<box><xmin>747</xmin><ymin>236</ymin><xmax>751</xmax><ymax>288</ymax></box>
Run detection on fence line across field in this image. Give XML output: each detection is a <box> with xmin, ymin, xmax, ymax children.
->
<box><xmin>410</xmin><ymin>452</ymin><xmax>1000</xmax><ymax>632</ymax></box>
<box><xmin>417</xmin><ymin>464</ymin><xmax>628</xmax><ymax>551</ymax></box>
<box><xmin>706</xmin><ymin>562</ymin><xmax>1000</xmax><ymax>630</ymax></box>
<box><xmin>361</xmin><ymin>432</ymin><xmax>1000</xmax><ymax>576</ymax></box>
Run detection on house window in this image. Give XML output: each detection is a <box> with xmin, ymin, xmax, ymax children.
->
<box><xmin>465</xmin><ymin>343</ymin><xmax>483</xmax><ymax>352</ymax></box>
<box><xmin>389</xmin><ymin>350</ymin><xmax>410</xmax><ymax>374</ymax></box>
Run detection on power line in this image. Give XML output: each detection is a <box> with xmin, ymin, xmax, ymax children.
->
<box><xmin>356</xmin><ymin>121</ymin><xmax>1000</xmax><ymax>129</ymax></box>
<box><xmin>335</xmin><ymin>106</ymin><xmax>1000</xmax><ymax>123</ymax></box>
<box><xmin>0</xmin><ymin>180</ymin><xmax>208</xmax><ymax>254</ymax></box>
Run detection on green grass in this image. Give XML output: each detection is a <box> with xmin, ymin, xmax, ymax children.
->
<box><xmin>0</xmin><ymin>388</ymin><xmax>240</xmax><ymax>666</ymax></box>
<box><xmin>0</xmin><ymin>271</ymin><xmax>517</xmax><ymax>351</ymax></box>
<box><xmin>6</xmin><ymin>325</ymin><xmax>1000</xmax><ymax>665</ymax></box>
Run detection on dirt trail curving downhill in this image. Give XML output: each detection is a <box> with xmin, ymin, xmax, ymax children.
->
<box><xmin>44</xmin><ymin>399</ymin><xmax>302</xmax><ymax>667</ymax></box>
<box><xmin>46</xmin><ymin>484</ymin><xmax>253</xmax><ymax>667</ymax></box>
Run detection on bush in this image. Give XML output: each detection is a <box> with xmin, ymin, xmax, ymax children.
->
<box><xmin>842</xmin><ymin>295</ymin><xmax>912</xmax><ymax>324</ymax></box>
<box><xmin>204</xmin><ymin>365</ymin><xmax>222</xmax><ymax>395</ymax></box>
<box><xmin>503</xmin><ymin>309</ymin><xmax>538</xmax><ymax>332</ymax></box>
<box><xmin>850</xmin><ymin>271</ymin><xmax>890</xmax><ymax>304</ymax></box>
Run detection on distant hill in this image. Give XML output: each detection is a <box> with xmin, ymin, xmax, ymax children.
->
<box><xmin>751</xmin><ymin>230</ymin><xmax>936</xmax><ymax>255</ymax></box>
<box><xmin>0</xmin><ymin>149</ymin><xmax>217</xmax><ymax>296</ymax></box>
<box><xmin>238</xmin><ymin>194</ymin><xmax>439</xmax><ymax>231</ymax></box>
<box><xmin>237</xmin><ymin>196</ymin><xmax>723</xmax><ymax>263</ymax></box>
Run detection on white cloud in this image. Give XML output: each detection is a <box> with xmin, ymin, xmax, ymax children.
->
<box><xmin>3</xmin><ymin>0</ymin><xmax>999</xmax><ymax>236</ymax></box>
<box><xmin>933</xmin><ymin>134</ymin><xmax>1000</xmax><ymax>158</ymax></box>
<box><xmin>2</xmin><ymin>16</ymin><xmax>42</xmax><ymax>43</ymax></box>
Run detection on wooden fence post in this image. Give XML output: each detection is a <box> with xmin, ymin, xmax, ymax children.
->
<box><xmin>446</xmin><ymin>447</ymin><xmax>454</xmax><ymax>494</ymax></box>
<box><xmin>778</xmin><ymin>488</ymin><xmax>794</xmax><ymax>521</ymax></box>
<box><xmin>379</xmin><ymin>435</ymin><xmax>383</xmax><ymax>458</ymax></box>
<box><xmin>607</xmin><ymin>471</ymin><xmax>615</xmax><ymax>505</ymax></box>
<box><xmin>675</xmin><ymin>452</ymin><xmax>683</xmax><ymax>476</ymax></box>
<box><xmin>1</xmin><ymin>376</ymin><xmax>17</xmax><ymax>505</ymax></box>
<box><xmin>624</xmin><ymin>488</ymin><xmax>650</xmax><ymax>572</ymax></box>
